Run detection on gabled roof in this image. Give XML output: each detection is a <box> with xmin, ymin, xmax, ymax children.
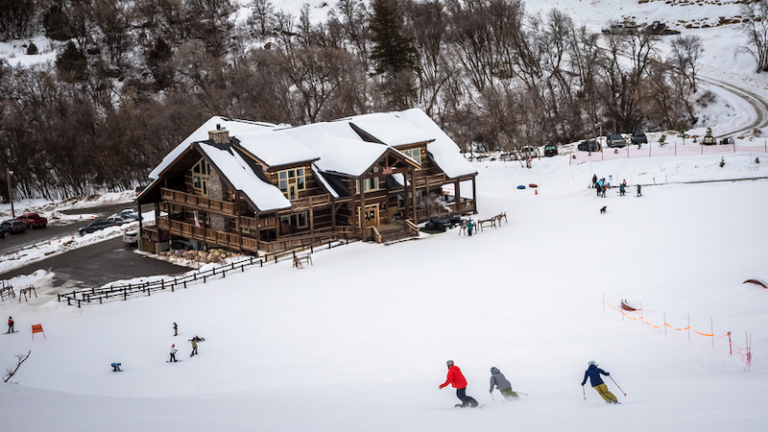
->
<box><xmin>235</xmin><ymin>129</ymin><xmax>319</xmax><ymax>168</ymax></box>
<box><xmin>343</xmin><ymin>112</ymin><xmax>434</xmax><ymax>146</ymax></box>
<box><xmin>197</xmin><ymin>142</ymin><xmax>291</xmax><ymax>212</ymax></box>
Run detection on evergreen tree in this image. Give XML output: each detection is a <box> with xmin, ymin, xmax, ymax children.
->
<box><xmin>369</xmin><ymin>0</ymin><xmax>416</xmax><ymax>76</ymax></box>
<box><xmin>56</xmin><ymin>41</ymin><xmax>88</xmax><ymax>82</ymax></box>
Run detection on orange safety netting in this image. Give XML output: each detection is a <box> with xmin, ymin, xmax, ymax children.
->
<box><xmin>604</xmin><ymin>300</ymin><xmax>728</xmax><ymax>337</ymax></box>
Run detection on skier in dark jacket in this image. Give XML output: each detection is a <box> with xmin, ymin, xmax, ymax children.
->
<box><xmin>619</xmin><ymin>183</ymin><xmax>626</xmax><ymax>196</ymax></box>
<box><xmin>581</xmin><ymin>361</ymin><xmax>618</xmax><ymax>404</ymax></box>
<box><xmin>111</xmin><ymin>362</ymin><xmax>121</xmax><ymax>372</ymax></box>
<box><xmin>7</xmin><ymin>316</ymin><xmax>14</xmax><ymax>333</ymax></box>
<box><xmin>439</xmin><ymin>360</ymin><xmax>479</xmax><ymax>407</ymax></box>
<box><xmin>489</xmin><ymin>367</ymin><xmax>519</xmax><ymax>401</ymax></box>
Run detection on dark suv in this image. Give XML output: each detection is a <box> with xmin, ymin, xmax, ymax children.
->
<box><xmin>631</xmin><ymin>132</ymin><xmax>648</xmax><ymax>145</ymax></box>
<box><xmin>1</xmin><ymin>219</ymin><xmax>26</xmax><ymax>234</ymax></box>
<box><xmin>577</xmin><ymin>139</ymin><xmax>601</xmax><ymax>152</ymax></box>
<box><xmin>78</xmin><ymin>219</ymin><xmax>118</xmax><ymax>236</ymax></box>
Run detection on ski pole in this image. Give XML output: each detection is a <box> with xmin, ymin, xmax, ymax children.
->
<box><xmin>609</xmin><ymin>376</ymin><xmax>626</xmax><ymax>396</ymax></box>
<box><xmin>491</xmin><ymin>393</ymin><xmax>495</xmax><ymax>403</ymax></box>
<box><xmin>582</xmin><ymin>385</ymin><xmax>586</xmax><ymax>401</ymax></box>
<box><xmin>516</xmin><ymin>392</ymin><xmax>528</xmax><ymax>396</ymax></box>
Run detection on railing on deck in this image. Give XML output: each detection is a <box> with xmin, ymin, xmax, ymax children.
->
<box><xmin>161</xmin><ymin>188</ymin><xmax>236</xmax><ymax>215</ymax></box>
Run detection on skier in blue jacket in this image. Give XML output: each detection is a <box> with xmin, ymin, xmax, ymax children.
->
<box><xmin>581</xmin><ymin>361</ymin><xmax>618</xmax><ymax>404</ymax></box>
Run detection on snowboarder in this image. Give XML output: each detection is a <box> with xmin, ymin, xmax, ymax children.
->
<box><xmin>600</xmin><ymin>179</ymin><xmax>607</xmax><ymax>198</ymax></box>
<box><xmin>489</xmin><ymin>367</ymin><xmax>520</xmax><ymax>401</ymax></box>
<box><xmin>592</xmin><ymin>174</ymin><xmax>598</xmax><ymax>188</ymax></box>
<box><xmin>173</xmin><ymin>322</ymin><xmax>178</xmax><ymax>337</ymax></box>
<box><xmin>466</xmin><ymin>220</ymin><xmax>474</xmax><ymax>237</ymax></box>
<box><xmin>619</xmin><ymin>183</ymin><xmax>626</xmax><ymax>196</ymax></box>
<box><xmin>637</xmin><ymin>184</ymin><xmax>642</xmax><ymax>197</ymax></box>
<box><xmin>190</xmin><ymin>336</ymin><xmax>200</xmax><ymax>357</ymax></box>
<box><xmin>111</xmin><ymin>362</ymin><xmax>122</xmax><ymax>372</ymax></box>
<box><xmin>7</xmin><ymin>316</ymin><xmax>14</xmax><ymax>333</ymax></box>
<box><xmin>439</xmin><ymin>360</ymin><xmax>479</xmax><ymax>408</ymax></box>
<box><xmin>581</xmin><ymin>361</ymin><xmax>618</xmax><ymax>404</ymax></box>
<box><xmin>170</xmin><ymin>344</ymin><xmax>178</xmax><ymax>362</ymax></box>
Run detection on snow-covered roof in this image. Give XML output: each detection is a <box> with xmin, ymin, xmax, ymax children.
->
<box><xmin>311</xmin><ymin>164</ymin><xmax>339</xmax><ymax>199</ymax></box>
<box><xmin>343</xmin><ymin>112</ymin><xmax>434</xmax><ymax>146</ymax></box>
<box><xmin>197</xmin><ymin>143</ymin><xmax>291</xmax><ymax>212</ymax></box>
<box><xmin>236</xmin><ymin>129</ymin><xmax>318</xmax><ymax>168</ymax></box>
<box><xmin>149</xmin><ymin>116</ymin><xmax>278</xmax><ymax>179</ymax></box>
<box><xmin>289</xmin><ymin>132</ymin><xmax>388</xmax><ymax>177</ymax></box>
<box><xmin>394</xmin><ymin>109</ymin><xmax>477</xmax><ymax>179</ymax></box>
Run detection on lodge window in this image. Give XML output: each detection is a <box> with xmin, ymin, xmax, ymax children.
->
<box><xmin>192</xmin><ymin>159</ymin><xmax>211</xmax><ymax>196</ymax></box>
<box><xmin>278</xmin><ymin>168</ymin><xmax>306</xmax><ymax>199</ymax></box>
<box><xmin>280</xmin><ymin>212</ymin><xmax>308</xmax><ymax>228</ymax></box>
<box><xmin>355</xmin><ymin>177</ymin><xmax>380</xmax><ymax>193</ymax></box>
<box><xmin>403</xmin><ymin>148</ymin><xmax>423</xmax><ymax>168</ymax></box>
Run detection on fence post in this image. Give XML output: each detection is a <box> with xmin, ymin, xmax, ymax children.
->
<box><xmin>311</xmin><ymin>245</ymin><xmax>314</xmax><ymax>254</ymax></box>
<box><xmin>241</xmin><ymin>265</ymin><xmax>244</xmax><ymax>272</ymax></box>
<box><xmin>329</xmin><ymin>241</ymin><xmax>331</xmax><ymax>249</ymax></box>
<box><xmin>213</xmin><ymin>268</ymin><xmax>216</xmax><ymax>276</ymax></box>
<box><xmin>274</xmin><ymin>255</ymin><xmax>277</xmax><ymax>263</ymax></box>
<box><xmin>78</xmin><ymin>299</ymin><xmax>81</xmax><ymax>308</ymax></box>
<box><xmin>161</xmin><ymin>280</ymin><xmax>165</xmax><ymax>290</ymax></box>
<box><xmin>222</xmin><ymin>270</ymin><xmax>226</xmax><ymax>278</ymax></box>
<box><xmin>203</xmin><ymin>275</ymin><xmax>207</xmax><ymax>284</ymax></box>
<box><xmin>250</xmin><ymin>257</ymin><xmax>254</xmax><ymax>265</ymax></box>
<box><xmin>260</xmin><ymin>259</ymin><xmax>263</xmax><ymax>268</ymax></box>
<box><xmin>184</xmin><ymin>281</ymin><xmax>187</xmax><ymax>289</ymax></box>
<box><xmin>57</xmin><ymin>294</ymin><xmax>60</xmax><ymax>302</ymax></box>
<box><xmin>67</xmin><ymin>297</ymin><xmax>71</xmax><ymax>306</ymax></box>
<box><xmin>171</xmin><ymin>283</ymin><xmax>174</xmax><ymax>292</ymax></box>
<box><xmin>124</xmin><ymin>288</ymin><xmax>127</xmax><ymax>301</ymax></box>
<box><xmin>99</xmin><ymin>298</ymin><xmax>102</xmax><ymax>304</ymax></box>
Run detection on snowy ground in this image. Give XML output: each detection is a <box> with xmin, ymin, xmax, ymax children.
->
<box><xmin>1</xmin><ymin>153</ymin><xmax>766</xmax><ymax>431</ymax></box>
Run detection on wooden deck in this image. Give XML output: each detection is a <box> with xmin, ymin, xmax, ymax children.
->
<box><xmin>161</xmin><ymin>188</ymin><xmax>237</xmax><ymax>215</ymax></box>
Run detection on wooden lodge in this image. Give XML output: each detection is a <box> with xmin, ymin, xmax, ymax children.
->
<box><xmin>136</xmin><ymin>109</ymin><xmax>478</xmax><ymax>256</ymax></box>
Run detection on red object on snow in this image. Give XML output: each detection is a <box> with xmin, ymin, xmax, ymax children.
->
<box><xmin>621</xmin><ymin>300</ymin><xmax>639</xmax><ymax>311</ymax></box>
<box><xmin>440</xmin><ymin>365</ymin><xmax>468</xmax><ymax>389</ymax></box>
<box><xmin>743</xmin><ymin>279</ymin><xmax>768</xmax><ymax>289</ymax></box>
<box><xmin>529</xmin><ymin>183</ymin><xmax>538</xmax><ymax>188</ymax></box>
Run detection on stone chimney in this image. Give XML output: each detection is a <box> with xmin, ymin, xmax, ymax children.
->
<box><xmin>208</xmin><ymin>124</ymin><xmax>230</xmax><ymax>144</ymax></box>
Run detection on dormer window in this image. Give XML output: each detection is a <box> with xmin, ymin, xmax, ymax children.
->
<box><xmin>403</xmin><ymin>148</ymin><xmax>423</xmax><ymax>169</ymax></box>
<box><xmin>278</xmin><ymin>168</ymin><xmax>306</xmax><ymax>200</ymax></box>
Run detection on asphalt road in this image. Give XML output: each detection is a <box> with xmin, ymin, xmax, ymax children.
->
<box><xmin>0</xmin><ymin>203</ymin><xmax>152</xmax><ymax>256</ymax></box>
<box><xmin>0</xmin><ymin>237</ymin><xmax>187</xmax><ymax>288</ymax></box>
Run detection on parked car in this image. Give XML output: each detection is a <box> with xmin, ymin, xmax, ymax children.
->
<box><xmin>544</xmin><ymin>143</ymin><xmax>558</xmax><ymax>157</ymax></box>
<box><xmin>122</xmin><ymin>229</ymin><xmax>139</xmax><ymax>245</ymax></box>
<box><xmin>520</xmin><ymin>146</ymin><xmax>539</xmax><ymax>157</ymax></box>
<box><xmin>0</xmin><ymin>225</ymin><xmax>7</xmax><ymax>238</ymax></box>
<box><xmin>607</xmin><ymin>134</ymin><xmax>626</xmax><ymax>148</ymax></box>
<box><xmin>115</xmin><ymin>208</ymin><xmax>140</xmax><ymax>221</ymax></box>
<box><xmin>631</xmin><ymin>132</ymin><xmax>648</xmax><ymax>145</ymax></box>
<box><xmin>106</xmin><ymin>216</ymin><xmax>129</xmax><ymax>225</ymax></box>
<box><xmin>16</xmin><ymin>212</ymin><xmax>47</xmax><ymax>229</ymax></box>
<box><xmin>577</xmin><ymin>139</ymin><xmax>601</xmax><ymax>152</ymax></box>
<box><xmin>78</xmin><ymin>219</ymin><xmax>118</xmax><ymax>236</ymax></box>
<box><xmin>720</xmin><ymin>137</ymin><xmax>735</xmax><ymax>145</ymax></box>
<box><xmin>601</xmin><ymin>22</ymin><xmax>637</xmax><ymax>35</ymax></box>
<box><xmin>1</xmin><ymin>219</ymin><xmax>26</xmax><ymax>234</ymax></box>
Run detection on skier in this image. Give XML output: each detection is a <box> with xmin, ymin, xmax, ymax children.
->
<box><xmin>600</xmin><ymin>179</ymin><xmax>607</xmax><ymax>198</ymax></box>
<box><xmin>170</xmin><ymin>344</ymin><xmax>178</xmax><ymax>362</ymax></box>
<box><xmin>190</xmin><ymin>336</ymin><xmax>199</xmax><ymax>357</ymax></box>
<box><xmin>466</xmin><ymin>220</ymin><xmax>474</xmax><ymax>237</ymax></box>
<box><xmin>7</xmin><ymin>316</ymin><xmax>14</xmax><ymax>333</ymax></box>
<box><xmin>489</xmin><ymin>367</ymin><xmax>519</xmax><ymax>401</ymax></box>
<box><xmin>439</xmin><ymin>360</ymin><xmax>479</xmax><ymax>408</ymax></box>
<box><xmin>173</xmin><ymin>322</ymin><xmax>178</xmax><ymax>337</ymax></box>
<box><xmin>111</xmin><ymin>362</ymin><xmax>122</xmax><ymax>372</ymax></box>
<box><xmin>581</xmin><ymin>361</ymin><xmax>618</xmax><ymax>404</ymax></box>
<box><xmin>619</xmin><ymin>183</ymin><xmax>626</xmax><ymax>196</ymax></box>
<box><xmin>592</xmin><ymin>174</ymin><xmax>598</xmax><ymax>188</ymax></box>
<box><xmin>637</xmin><ymin>184</ymin><xmax>642</xmax><ymax>197</ymax></box>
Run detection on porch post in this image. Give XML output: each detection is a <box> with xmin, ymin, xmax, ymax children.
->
<box><xmin>309</xmin><ymin>205</ymin><xmax>314</xmax><ymax>234</ymax></box>
<box><xmin>255</xmin><ymin>212</ymin><xmax>260</xmax><ymax>250</ymax></box>
<box><xmin>350</xmin><ymin>179</ymin><xmax>357</xmax><ymax>232</ymax></box>
<box><xmin>455</xmin><ymin>180</ymin><xmax>461</xmax><ymax>215</ymax></box>
<box><xmin>360</xmin><ymin>177</ymin><xmax>366</xmax><ymax>232</ymax></box>
<box><xmin>472</xmin><ymin>176</ymin><xmax>477</xmax><ymax>213</ymax></box>
<box><xmin>331</xmin><ymin>203</ymin><xmax>337</xmax><ymax>229</ymax></box>
<box><xmin>411</xmin><ymin>171</ymin><xmax>417</xmax><ymax>222</ymax></box>
<box><xmin>137</xmin><ymin>201</ymin><xmax>143</xmax><ymax>252</ymax></box>
<box><xmin>404</xmin><ymin>169</ymin><xmax>411</xmax><ymax>221</ymax></box>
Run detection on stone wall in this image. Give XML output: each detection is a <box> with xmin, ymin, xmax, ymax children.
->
<box><xmin>207</xmin><ymin>170</ymin><xmax>227</xmax><ymax>232</ymax></box>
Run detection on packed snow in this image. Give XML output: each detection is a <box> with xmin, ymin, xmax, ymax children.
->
<box><xmin>1</xmin><ymin>152</ymin><xmax>766</xmax><ymax>432</ymax></box>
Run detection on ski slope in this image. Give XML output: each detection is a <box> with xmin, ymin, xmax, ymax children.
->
<box><xmin>1</xmin><ymin>152</ymin><xmax>766</xmax><ymax>431</ymax></box>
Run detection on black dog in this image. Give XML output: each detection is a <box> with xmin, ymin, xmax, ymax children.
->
<box><xmin>600</xmin><ymin>206</ymin><xmax>607</xmax><ymax>214</ymax></box>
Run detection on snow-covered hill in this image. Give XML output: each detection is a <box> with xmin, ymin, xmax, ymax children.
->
<box><xmin>1</xmin><ymin>152</ymin><xmax>766</xmax><ymax>431</ymax></box>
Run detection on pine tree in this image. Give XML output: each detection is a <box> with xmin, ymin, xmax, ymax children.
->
<box><xmin>55</xmin><ymin>41</ymin><xmax>88</xmax><ymax>82</ymax></box>
<box><xmin>369</xmin><ymin>0</ymin><xmax>417</xmax><ymax>76</ymax></box>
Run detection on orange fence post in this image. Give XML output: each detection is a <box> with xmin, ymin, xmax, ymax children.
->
<box><xmin>31</xmin><ymin>324</ymin><xmax>45</xmax><ymax>340</ymax></box>
<box><xmin>728</xmin><ymin>331</ymin><xmax>732</xmax><ymax>355</ymax></box>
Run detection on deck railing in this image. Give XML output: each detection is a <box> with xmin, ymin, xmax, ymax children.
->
<box><xmin>161</xmin><ymin>188</ymin><xmax>237</xmax><ymax>215</ymax></box>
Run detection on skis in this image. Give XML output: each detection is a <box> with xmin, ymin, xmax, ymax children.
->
<box><xmin>166</xmin><ymin>360</ymin><xmax>182</xmax><ymax>363</ymax></box>
<box><xmin>3</xmin><ymin>331</ymin><xmax>18</xmax><ymax>334</ymax></box>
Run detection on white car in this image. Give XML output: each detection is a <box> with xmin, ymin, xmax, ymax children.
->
<box><xmin>115</xmin><ymin>208</ymin><xmax>140</xmax><ymax>222</ymax></box>
<box><xmin>122</xmin><ymin>228</ymin><xmax>139</xmax><ymax>245</ymax></box>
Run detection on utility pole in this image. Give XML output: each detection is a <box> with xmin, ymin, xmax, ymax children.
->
<box><xmin>6</xmin><ymin>168</ymin><xmax>13</xmax><ymax>218</ymax></box>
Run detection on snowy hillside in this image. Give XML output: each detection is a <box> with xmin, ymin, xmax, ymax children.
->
<box><xmin>1</xmin><ymin>152</ymin><xmax>766</xmax><ymax>431</ymax></box>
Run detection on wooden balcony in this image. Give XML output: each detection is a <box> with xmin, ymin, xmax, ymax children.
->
<box><xmin>414</xmin><ymin>173</ymin><xmax>447</xmax><ymax>189</ymax></box>
<box><xmin>149</xmin><ymin>216</ymin><xmax>360</xmax><ymax>254</ymax></box>
<box><xmin>161</xmin><ymin>188</ymin><xmax>236</xmax><ymax>215</ymax></box>
<box><xmin>278</xmin><ymin>194</ymin><xmax>332</xmax><ymax>214</ymax></box>
<box><xmin>140</xmin><ymin>223</ymin><xmax>169</xmax><ymax>242</ymax></box>
<box><xmin>240</xmin><ymin>215</ymin><xmax>276</xmax><ymax>231</ymax></box>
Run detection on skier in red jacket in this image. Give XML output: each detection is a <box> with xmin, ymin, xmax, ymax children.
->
<box><xmin>439</xmin><ymin>360</ymin><xmax>478</xmax><ymax>407</ymax></box>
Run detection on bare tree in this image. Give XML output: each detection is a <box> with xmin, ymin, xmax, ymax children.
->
<box><xmin>670</xmin><ymin>35</ymin><xmax>703</xmax><ymax>93</ymax></box>
<box><xmin>738</xmin><ymin>0</ymin><xmax>768</xmax><ymax>73</ymax></box>
<box><xmin>4</xmin><ymin>351</ymin><xmax>31</xmax><ymax>383</ymax></box>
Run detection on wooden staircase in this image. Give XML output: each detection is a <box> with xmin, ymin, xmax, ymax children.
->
<box><xmin>373</xmin><ymin>221</ymin><xmax>419</xmax><ymax>245</ymax></box>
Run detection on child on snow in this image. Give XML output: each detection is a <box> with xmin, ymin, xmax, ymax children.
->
<box><xmin>7</xmin><ymin>316</ymin><xmax>14</xmax><ymax>333</ymax></box>
<box><xmin>489</xmin><ymin>367</ymin><xmax>520</xmax><ymax>401</ymax></box>
<box><xmin>581</xmin><ymin>361</ymin><xmax>618</xmax><ymax>404</ymax></box>
<box><xmin>190</xmin><ymin>336</ymin><xmax>200</xmax><ymax>357</ymax></box>
<box><xmin>111</xmin><ymin>362</ymin><xmax>122</xmax><ymax>372</ymax></box>
<box><xmin>170</xmin><ymin>344</ymin><xmax>178</xmax><ymax>362</ymax></box>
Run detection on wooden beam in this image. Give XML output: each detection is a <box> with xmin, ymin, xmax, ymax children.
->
<box><xmin>360</xmin><ymin>179</ymin><xmax>366</xmax><ymax>231</ymax></box>
<box><xmin>472</xmin><ymin>177</ymin><xmax>477</xmax><ymax>213</ymax></box>
<box><xmin>331</xmin><ymin>203</ymin><xmax>337</xmax><ymax>228</ymax></box>
<box><xmin>404</xmin><ymin>169</ymin><xmax>411</xmax><ymax>220</ymax></box>
<box><xmin>455</xmin><ymin>180</ymin><xmax>461</xmax><ymax>214</ymax></box>
<box><xmin>309</xmin><ymin>206</ymin><xmax>314</xmax><ymax>234</ymax></box>
<box><xmin>411</xmin><ymin>170</ymin><xmax>417</xmax><ymax>222</ymax></box>
<box><xmin>255</xmin><ymin>212</ymin><xmax>260</xmax><ymax>249</ymax></box>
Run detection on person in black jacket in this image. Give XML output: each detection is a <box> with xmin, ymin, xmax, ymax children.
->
<box><xmin>581</xmin><ymin>361</ymin><xmax>618</xmax><ymax>404</ymax></box>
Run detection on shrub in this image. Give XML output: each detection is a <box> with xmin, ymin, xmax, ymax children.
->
<box><xmin>26</xmin><ymin>42</ymin><xmax>38</xmax><ymax>55</ymax></box>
